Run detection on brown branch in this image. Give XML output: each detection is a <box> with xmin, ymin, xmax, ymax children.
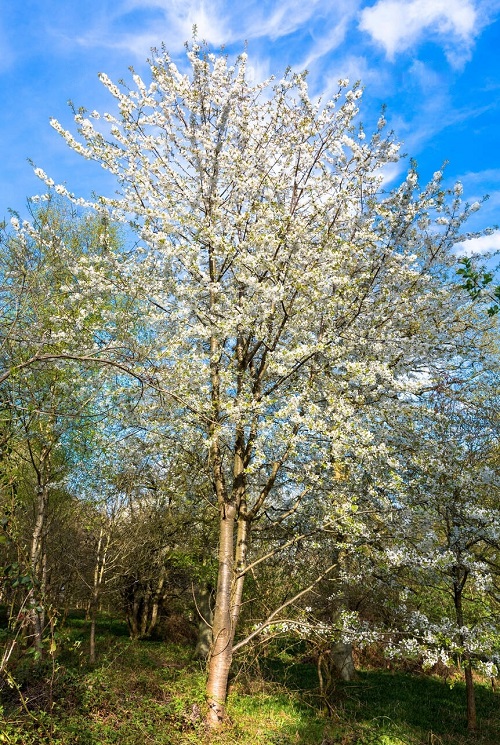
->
<box><xmin>0</xmin><ymin>352</ymin><xmax>216</xmax><ymax>425</ymax></box>
<box><xmin>231</xmin><ymin>562</ymin><xmax>337</xmax><ymax>652</ymax></box>
<box><xmin>234</xmin><ymin>530</ymin><xmax>311</xmax><ymax>579</ymax></box>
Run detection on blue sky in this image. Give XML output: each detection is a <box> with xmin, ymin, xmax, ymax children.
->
<box><xmin>1</xmin><ymin>0</ymin><xmax>500</xmax><ymax>254</ymax></box>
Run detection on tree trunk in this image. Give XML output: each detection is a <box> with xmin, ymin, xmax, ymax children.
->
<box><xmin>89</xmin><ymin>526</ymin><xmax>110</xmax><ymax>662</ymax></box>
<box><xmin>206</xmin><ymin>503</ymin><xmax>236</xmax><ymax>726</ymax></box>
<box><xmin>29</xmin><ymin>484</ymin><xmax>49</xmax><ymax>651</ymax></box>
<box><xmin>464</xmin><ymin>660</ymin><xmax>476</xmax><ymax>731</ymax></box>
<box><xmin>140</xmin><ymin>587</ymin><xmax>152</xmax><ymax>638</ymax></box>
<box><xmin>331</xmin><ymin>642</ymin><xmax>355</xmax><ymax>682</ymax></box>
<box><xmin>194</xmin><ymin>584</ymin><xmax>214</xmax><ymax>660</ymax></box>
<box><xmin>127</xmin><ymin>599</ymin><xmax>141</xmax><ymax>639</ymax></box>
<box><xmin>89</xmin><ymin>603</ymin><xmax>97</xmax><ymax>664</ymax></box>
<box><xmin>205</xmin><ymin>293</ymin><xmax>253</xmax><ymax>725</ymax></box>
<box><xmin>231</xmin><ymin>517</ymin><xmax>249</xmax><ymax>632</ymax></box>
<box><xmin>146</xmin><ymin>559</ymin><xmax>167</xmax><ymax>637</ymax></box>
<box><xmin>454</xmin><ymin>576</ymin><xmax>476</xmax><ymax>731</ymax></box>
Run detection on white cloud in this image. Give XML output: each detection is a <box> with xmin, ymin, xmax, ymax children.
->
<box><xmin>299</xmin><ymin>14</ymin><xmax>353</xmax><ymax>70</ymax></box>
<box><xmin>305</xmin><ymin>51</ymin><xmax>394</xmax><ymax>104</ymax></box>
<box><xmin>458</xmin><ymin>168</ymin><xmax>500</xmax><ymax>185</ymax></box>
<box><xmin>408</xmin><ymin>59</ymin><xmax>443</xmax><ymax>89</ymax></box>
<box><xmin>75</xmin><ymin>0</ymin><xmax>360</xmax><ymax>60</ymax></box>
<box><xmin>102</xmin><ymin>0</ymin><xmax>323</xmax><ymax>51</ymax></box>
<box><xmin>457</xmin><ymin>230</ymin><xmax>500</xmax><ymax>254</ymax></box>
<box><xmin>77</xmin><ymin>0</ymin><xmax>230</xmax><ymax>57</ymax></box>
<box><xmin>359</xmin><ymin>0</ymin><xmax>477</xmax><ymax>62</ymax></box>
<box><xmin>380</xmin><ymin>161</ymin><xmax>406</xmax><ymax>185</ymax></box>
<box><xmin>243</xmin><ymin>0</ymin><xmax>324</xmax><ymax>41</ymax></box>
<box><xmin>245</xmin><ymin>57</ymin><xmax>273</xmax><ymax>85</ymax></box>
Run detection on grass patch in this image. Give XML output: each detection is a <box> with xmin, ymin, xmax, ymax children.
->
<box><xmin>1</xmin><ymin>617</ymin><xmax>499</xmax><ymax>744</ymax></box>
<box><xmin>336</xmin><ymin>670</ymin><xmax>500</xmax><ymax>745</ymax></box>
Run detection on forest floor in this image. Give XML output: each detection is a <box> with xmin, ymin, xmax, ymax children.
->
<box><xmin>1</xmin><ymin>612</ymin><xmax>499</xmax><ymax>745</ymax></box>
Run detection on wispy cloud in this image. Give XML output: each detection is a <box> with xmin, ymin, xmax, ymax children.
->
<box><xmin>299</xmin><ymin>3</ymin><xmax>363</xmax><ymax>72</ymax></box>
<box><xmin>241</xmin><ymin>0</ymin><xmax>325</xmax><ymax>40</ymax></box>
<box><xmin>458</xmin><ymin>168</ymin><xmax>500</xmax><ymax>185</ymax></box>
<box><xmin>380</xmin><ymin>161</ymin><xmax>407</xmax><ymax>186</ymax></box>
<box><xmin>359</xmin><ymin>0</ymin><xmax>478</xmax><ymax>64</ymax></box>
<box><xmin>457</xmin><ymin>230</ymin><xmax>500</xmax><ymax>254</ymax></box>
<box><xmin>387</xmin><ymin>93</ymin><xmax>496</xmax><ymax>168</ymax></box>
<box><xmin>74</xmin><ymin>0</ymin><xmax>361</xmax><ymax>60</ymax></box>
<box><xmin>74</xmin><ymin>0</ymin><xmax>231</xmax><ymax>57</ymax></box>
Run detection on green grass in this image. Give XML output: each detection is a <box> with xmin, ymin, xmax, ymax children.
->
<box><xmin>0</xmin><ymin>615</ymin><xmax>499</xmax><ymax>745</ymax></box>
<box><xmin>331</xmin><ymin>671</ymin><xmax>500</xmax><ymax>745</ymax></box>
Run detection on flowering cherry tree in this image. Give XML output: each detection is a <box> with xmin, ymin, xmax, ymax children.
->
<box><xmin>384</xmin><ymin>378</ymin><xmax>500</xmax><ymax>731</ymax></box>
<box><xmin>34</xmin><ymin>44</ymin><xmax>488</xmax><ymax>724</ymax></box>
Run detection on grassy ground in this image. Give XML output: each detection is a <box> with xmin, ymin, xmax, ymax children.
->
<box><xmin>0</xmin><ymin>613</ymin><xmax>498</xmax><ymax>744</ymax></box>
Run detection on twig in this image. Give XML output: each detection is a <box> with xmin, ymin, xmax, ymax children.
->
<box><xmin>232</xmin><ymin>562</ymin><xmax>337</xmax><ymax>652</ymax></box>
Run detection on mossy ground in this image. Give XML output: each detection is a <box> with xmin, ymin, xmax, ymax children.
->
<box><xmin>1</xmin><ymin>612</ymin><xmax>498</xmax><ymax>744</ymax></box>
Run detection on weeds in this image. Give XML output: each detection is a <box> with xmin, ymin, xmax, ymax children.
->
<box><xmin>1</xmin><ymin>614</ymin><xmax>498</xmax><ymax>745</ymax></box>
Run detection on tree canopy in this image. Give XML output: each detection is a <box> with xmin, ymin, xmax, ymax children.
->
<box><xmin>1</xmin><ymin>45</ymin><xmax>499</xmax><ymax>732</ymax></box>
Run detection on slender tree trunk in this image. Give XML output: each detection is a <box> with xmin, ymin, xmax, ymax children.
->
<box><xmin>454</xmin><ymin>577</ymin><xmax>476</xmax><ymax>731</ymax></box>
<box><xmin>140</xmin><ymin>588</ymin><xmax>152</xmax><ymax>638</ymax></box>
<box><xmin>464</xmin><ymin>662</ymin><xmax>476</xmax><ymax>731</ymax></box>
<box><xmin>194</xmin><ymin>584</ymin><xmax>214</xmax><ymax>660</ymax></box>
<box><xmin>89</xmin><ymin>603</ymin><xmax>97</xmax><ymax>663</ymax></box>
<box><xmin>231</xmin><ymin>517</ymin><xmax>249</xmax><ymax>631</ymax></box>
<box><xmin>147</xmin><ymin>558</ymin><xmax>167</xmax><ymax>637</ymax></box>
<box><xmin>89</xmin><ymin>527</ymin><xmax>110</xmax><ymax>662</ymax></box>
<box><xmin>149</xmin><ymin>597</ymin><xmax>160</xmax><ymax>636</ymax></box>
<box><xmin>206</xmin><ymin>503</ymin><xmax>237</xmax><ymax>725</ymax></box>
<box><xmin>29</xmin><ymin>484</ymin><xmax>49</xmax><ymax>651</ymax></box>
<box><xmin>205</xmin><ymin>254</ymin><xmax>237</xmax><ymax>725</ymax></box>
<box><xmin>206</xmin><ymin>505</ymin><xmax>251</xmax><ymax>725</ymax></box>
<box><xmin>205</xmin><ymin>263</ymin><xmax>254</xmax><ymax>725</ymax></box>
<box><xmin>127</xmin><ymin>600</ymin><xmax>141</xmax><ymax>639</ymax></box>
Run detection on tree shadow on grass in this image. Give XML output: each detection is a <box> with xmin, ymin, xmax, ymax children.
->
<box><xmin>63</xmin><ymin>609</ymin><xmax>130</xmax><ymax>638</ymax></box>
<box><xmin>339</xmin><ymin>670</ymin><xmax>500</xmax><ymax>744</ymax></box>
<box><xmin>235</xmin><ymin>657</ymin><xmax>500</xmax><ymax>744</ymax></box>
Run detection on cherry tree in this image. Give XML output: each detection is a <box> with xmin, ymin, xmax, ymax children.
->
<box><xmin>399</xmin><ymin>385</ymin><xmax>498</xmax><ymax>730</ymax></box>
<box><xmin>36</xmin><ymin>44</ymin><xmax>489</xmax><ymax>724</ymax></box>
<box><xmin>343</xmin><ymin>363</ymin><xmax>499</xmax><ymax>731</ymax></box>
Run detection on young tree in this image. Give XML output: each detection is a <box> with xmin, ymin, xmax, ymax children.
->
<box><xmin>0</xmin><ymin>198</ymin><xmax>144</xmax><ymax>389</ymax></box>
<box><xmin>393</xmin><ymin>383</ymin><xmax>499</xmax><ymax>731</ymax></box>
<box><xmin>39</xmin><ymin>45</ymin><xmax>490</xmax><ymax>724</ymax></box>
<box><xmin>337</xmin><ymin>359</ymin><xmax>500</xmax><ymax>731</ymax></box>
<box><xmin>0</xmin><ymin>201</ymin><xmax>133</xmax><ymax>652</ymax></box>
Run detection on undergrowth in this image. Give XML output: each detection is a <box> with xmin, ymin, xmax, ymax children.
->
<box><xmin>0</xmin><ymin>612</ymin><xmax>498</xmax><ymax>744</ymax></box>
